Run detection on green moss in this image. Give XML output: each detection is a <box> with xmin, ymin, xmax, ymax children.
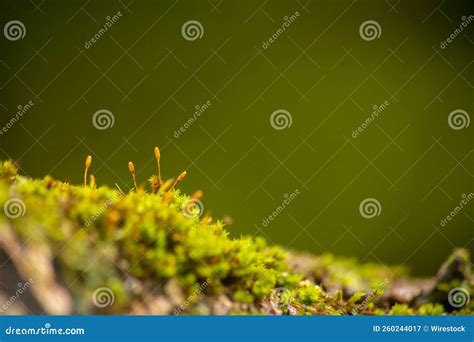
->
<box><xmin>234</xmin><ymin>290</ymin><xmax>254</xmax><ymax>304</ymax></box>
<box><xmin>293</xmin><ymin>281</ymin><xmax>323</xmax><ymax>305</ymax></box>
<box><xmin>0</xmin><ymin>160</ymin><xmax>471</xmax><ymax>315</ymax></box>
<box><xmin>417</xmin><ymin>303</ymin><xmax>445</xmax><ymax>315</ymax></box>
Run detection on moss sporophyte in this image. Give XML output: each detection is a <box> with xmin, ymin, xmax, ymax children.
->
<box><xmin>0</xmin><ymin>150</ymin><xmax>471</xmax><ymax>315</ymax></box>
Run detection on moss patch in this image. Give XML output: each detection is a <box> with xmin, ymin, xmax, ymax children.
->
<box><xmin>0</xmin><ymin>160</ymin><xmax>471</xmax><ymax>315</ymax></box>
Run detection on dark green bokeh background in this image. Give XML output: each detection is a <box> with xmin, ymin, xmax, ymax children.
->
<box><xmin>1</xmin><ymin>0</ymin><xmax>472</xmax><ymax>275</ymax></box>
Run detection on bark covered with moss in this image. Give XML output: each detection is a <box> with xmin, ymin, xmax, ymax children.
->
<box><xmin>0</xmin><ymin>160</ymin><xmax>472</xmax><ymax>315</ymax></box>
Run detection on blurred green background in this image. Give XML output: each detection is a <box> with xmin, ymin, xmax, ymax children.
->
<box><xmin>0</xmin><ymin>0</ymin><xmax>472</xmax><ymax>275</ymax></box>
